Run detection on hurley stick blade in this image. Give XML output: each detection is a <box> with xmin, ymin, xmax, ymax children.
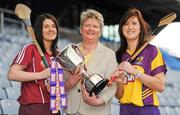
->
<box><xmin>129</xmin><ymin>12</ymin><xmax>177</xmax><ymax>62</ymax></box>
<box><xmin>15</xmin><ymin>4</ymin><xmax>32</xmax><ymax>26</ymax></box>
<box><xmin>15</xmin><ymin>4</ymin><xmax>31</xmax><ymax>20</ymax></box>
<box><xmin>158</xmin><ymin>12</ymin><xmax>177</xmax><ymax>27</ymax></box>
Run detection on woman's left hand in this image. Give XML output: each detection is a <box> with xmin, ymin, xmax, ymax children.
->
<box><xmin>81</xmin><ymin>84</ymin><xmax>104</xmax><ymax>106</ymax></box>
<box><xmin>119</xmin><ymin>61</ymin><xmax>137</xmax><ymax>74</ymax></box>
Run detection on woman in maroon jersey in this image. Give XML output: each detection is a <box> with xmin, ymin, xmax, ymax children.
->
<box><xmin>8</xmin><ymin>13</ymin><xmax>60</xmax><ymax>115</ymax></box>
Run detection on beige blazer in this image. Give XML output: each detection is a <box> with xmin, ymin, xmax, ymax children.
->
<box><xmin>65</xmin><ymin>42</ymin><xmax>118</xmax><ymax>115</ymax></box>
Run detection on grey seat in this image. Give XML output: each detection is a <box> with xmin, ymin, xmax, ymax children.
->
<box><xmin>177</xmin><ymin>99</ymin><xmax>180</xmax><ymax>106</ymax></box>
<box><xmin>112</xmin><ymin>97</ymin><xmax>119</xmax><ymax>104</ymax></box>
<box><xmin>159</xmin><ymin>107</ymin><xmax>168</xmax><ymax>115</ymax></box>
<box><xmin>175</xmin><ymin>107</ymin><xmax>180</xmax><ymax>115</ymax></box>
<box><xmin>10</xmin><ymin>81</ymin><xmax>21</xmax><ymax>88</ymax></box>
<box><xmin>164</xmin><ymin>106</ymin><xmax>176</xmax><ymax>115</ymax></box>
<box><xmin>111</xmin><ymin>103</ymin><xmax>120</xmax><ymax>115</ymax></box>
<box><xmin>159</xmin><ymin>96</ymin><xmax>169</xmax><ymax>106</ymax></box>
<box><xmin>5</xmin><ymin>87</ymin><xmax>20</xmax><ymax>99</ymax></box>
<box><xmin>0</xmin><ymin>77</ymin><xmax>11</xmax><ymax>88</ymax></box>
<box><xmin>0</xmin><ymin>99</ymin><xmax>19</xmax><ymax>115</ymax></box>
<box><xmin>0</xmin><ymin>105</ymin><xmax>2</xmax><ymax>114</ymax></box>
<box><xmin>164</xmin><ymin>97</ymin><xmax>178</xmax><ymax>107</ymax></box>
<box><xmin>0</xmin><ymin>87</ymin><xmax>7</xmax><ymax>99</ymax></box>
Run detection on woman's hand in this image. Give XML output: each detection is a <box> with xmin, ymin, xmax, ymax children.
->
<box><xmin>41</xmin><ymin>68</ymin><xmax>51</xmax><ymax>79</ymax></box>
<box><xmin>66</xmin><ymin>66</ymin><xmax>83</xmax><ymax>88</ymax></box>
<box><xmin>81</xmin><ymin>84</ymin><xmax>104</xmax><ymax>106</ymax></box>
<box><xmin>108</xmin><ymin>69</ymin><xmax>126</xmax><ymax>86</ymax></box>
<box><xmin>118</xmin><ymin>61</ymin><xmax>138</xmax><ymax>75</ymax></box>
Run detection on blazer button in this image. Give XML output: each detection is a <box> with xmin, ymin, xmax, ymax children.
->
<box><xmin>78</xmin><ymin>88</ymin><xmax>81</xmax><ymax>92</ymax></box>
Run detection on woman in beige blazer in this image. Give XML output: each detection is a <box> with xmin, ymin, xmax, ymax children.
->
<box><xmin>64</xmin><ymin>9</ymin><xmax>118</xmax><ymax>115</ymax></box>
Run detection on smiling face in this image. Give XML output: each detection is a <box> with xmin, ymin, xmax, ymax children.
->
<box><xmin>80</xmin><ymin>18</ymin><xmax>101</xmax><ymax>43</ymax></box>
<box><xmin>42</xmin><ymin>19</ymin><xmax>57</xmax><ymax>42</ymax></box>
<box><xmin>122</xmin><ymin>16</ymin><xmax>141</xmax><ymax>41</ymax></box>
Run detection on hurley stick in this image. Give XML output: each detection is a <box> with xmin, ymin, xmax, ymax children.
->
<box><xmin>15</xmin><ymin>4</ymin><xmax>49</xmax><ymax>68</ymax></box>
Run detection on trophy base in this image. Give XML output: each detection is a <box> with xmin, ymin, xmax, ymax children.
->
<box><xmin>88</xmin><ymin>79</ymin><xmax>108</xmax><ymax>96</ymax></box>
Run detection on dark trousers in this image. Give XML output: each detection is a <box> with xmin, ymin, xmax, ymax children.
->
<box><xmin>120</xmin><ymin>104</ymin><xmax>160</xmax><ymax>115</ymax></box>
<box><xmin>19</xmin><ymin>103</ymin><xmax>60</xmax><ymax>115</ymax></box>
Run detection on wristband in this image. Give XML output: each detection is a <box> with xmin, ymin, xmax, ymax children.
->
<box><xmin>134</xmin><ymin>71</ymin><xmax>142</xmax><ymax>78</ymax></box>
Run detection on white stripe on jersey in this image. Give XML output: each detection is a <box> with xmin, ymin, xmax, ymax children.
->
<box><xmin>15</xmin><ymin>43</ymin><xmax>34</xmax><ymax>64</ymax></box>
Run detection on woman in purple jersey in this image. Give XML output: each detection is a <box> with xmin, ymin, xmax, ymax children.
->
<box><xmin>111</xmin><ymin>8</ymin><xmax>167</xmax><ymax>115</ymax></box>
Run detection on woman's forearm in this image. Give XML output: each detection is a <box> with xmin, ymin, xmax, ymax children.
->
<box><xmin>8</xmin><ymin>64</ymin><xmax>50</xmax><ymax>82</ymax></box>
<box><xmin>115</xmin><ymin>82</ymin><xmax>124</xmax><ymax>99</ymax></box>
<box><xmin>138</xmin><ymin>72</ymin><xmax>165</xmax><ymax>92</ymax></box>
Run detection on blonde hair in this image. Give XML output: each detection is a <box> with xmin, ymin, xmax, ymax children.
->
<box><xmin>80</xmin><ymin>9</ymin><xmax>104</xmax><ymax>32</ymax></box>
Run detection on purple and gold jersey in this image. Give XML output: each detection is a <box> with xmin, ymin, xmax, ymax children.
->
<box><xmin>120</xmin><ymin>44</ymin><xmax>167</xmax><ymax>106</ymax></box>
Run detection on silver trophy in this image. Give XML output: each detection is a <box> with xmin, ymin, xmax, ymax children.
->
<box><xmin>56</xmin><ymin>44</ymin><xmax>108</xmax><ymax>96</ymax></box>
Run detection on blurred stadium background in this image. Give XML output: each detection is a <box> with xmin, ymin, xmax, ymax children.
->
<box><xmin>0</xmin><ymin>0</ymin><xmax>180</xmax><ymax>114</ymax></box>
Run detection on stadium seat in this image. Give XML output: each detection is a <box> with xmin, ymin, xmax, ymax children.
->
<box><xmin>159</xmin><ymin>96</ymin><xmax>169</xmax><ymax>106</ymax></box>
<box><xmin>159</xmin><ymin>107</ymin><xmax>168</xmax><ymax>115</ymax></box>
<box><xmin>0</xmin><ymin>77</ymin><xmax>11</xmax><ymax>88</ymax></box>
<box><xmin>112</xmin><ymin>97</ymin><xmax>119</xmax><ymax>104</ymax></box>
<box><xmin>0</xmin><ymin>87</ymin><xmax>7</xmax><ymax>99</ymax></box>
<box><xmin>176</xmin><ymin>99</ymin><xmax>180</xmax><ymax>106</ymax></box>
<box><xmin>5</xmin><ymin>87</ymin><xmax>20</xmax><ymax>100</ymax></box>
<box><xmin>175</xmin><ymin>107</ymin><xmax>180</xmax><ymax>115</ymax></box>
<box><xmin>0</xmin><ymin>99</ymin><xmax>19</xmax><ymax>115</ymax></box>
<box><xmin>10</xmin><ymin>81</ymin><xmax>21</xmax><ymax>88</ymax></box>
<box><xmin>164</xmin><ymin>106</ymin><xmax>176</xmax><ymax>115</ymax></box>
<box><xmin>0</xmin><ymin>106</ymin><xmax>2</xmax><ymax>114</ymax></box>
<box><xmin>111</xmin><ymin>97</ymin><xmax>120</xmax><ymax>115</ymax></box>
<box><xmin>111</xmin><ymin>103</ymin><xmax>120</xmax><ymax>115</ymax></box>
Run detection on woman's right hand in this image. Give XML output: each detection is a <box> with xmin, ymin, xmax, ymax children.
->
<box><xmin>66</xmin><ymin>66</ymin><xmax>83</xmax><ymax>88</ymax></box>
<box><xmin>107</xmin><ymin>69</ymin><xmax>126</xmax><ymax>86</ymax></box>
<box><xmin>41</xmin><ymin>68</ymin><xmax>51</xmax><ymax>79</ymax></box>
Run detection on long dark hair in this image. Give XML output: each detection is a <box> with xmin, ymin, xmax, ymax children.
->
<box><xmin>34</xmin><ymin>13</ymin><xmax>59</xmax><ymax>56</ymax></box>
<box><xmin>116</xmin><ymin>8</ymin><xmax>151</xmax><ymax>63</ymax></box>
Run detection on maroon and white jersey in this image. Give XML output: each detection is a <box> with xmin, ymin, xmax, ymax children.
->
<box><xmin>13</xmin><ymin>43</ymin><xmax>52</xmax><ymax>105</ymax></box>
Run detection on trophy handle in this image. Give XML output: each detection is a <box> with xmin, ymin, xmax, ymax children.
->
<box><xmin>73</xmin><ymin>45</ymin><xmax>85</xmax><ymax>61</ymax></box>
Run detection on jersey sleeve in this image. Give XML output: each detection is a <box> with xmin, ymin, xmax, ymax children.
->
<box><xmin>150</xmin><ymin>47</ymin><xmax>167</xmax><ymax>76</ymax></box>
<box><xmin>13</xmin><ymin>43</ymin><xmax>34</xmax><ymax>68</ymax></box>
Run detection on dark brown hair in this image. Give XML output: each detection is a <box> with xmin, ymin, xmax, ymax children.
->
<box><xmin>116</xmin><ymin>8</ymin><xmax>151</xmax><ymax>63</ymax></box>
<box><xmin>34</xmin><ymin>13</ymin><xmax>59</xmax><ymax>56</ymax></box>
